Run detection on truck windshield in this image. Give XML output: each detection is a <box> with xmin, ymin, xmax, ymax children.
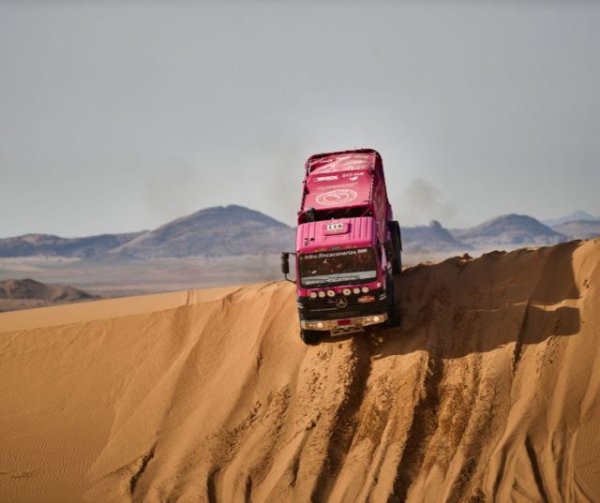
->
<box><xmin>298</xmin><ymin>248</ymin><xmax>377</xmax><ymax>287</ymax></box>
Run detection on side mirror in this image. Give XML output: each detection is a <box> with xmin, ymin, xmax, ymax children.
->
<box><xmin>281</xmin><ymin>252</ymin><xmax>296</xmax><ymax>283</ymax></box>
<box><xmin>281</xmin><ymin>252</ymin><xmax>290</xmax><ymax>275</ymax></box>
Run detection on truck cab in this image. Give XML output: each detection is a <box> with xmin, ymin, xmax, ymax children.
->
<box><xmin>283</xmin><ymin>149</ymin><xmax>402</xmax><ymax>344</ymax></box>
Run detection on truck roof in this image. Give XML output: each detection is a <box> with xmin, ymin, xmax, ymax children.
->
<box><xmin>298</xmin><ymin>148</ymin><xmax>392</xmax><ymax>225</ymax></box>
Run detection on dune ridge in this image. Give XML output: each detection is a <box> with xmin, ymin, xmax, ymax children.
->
<box><xmin>1</xmin><ymin>239</ymin><xmax>599</xmax><ymax>502</ymax></box>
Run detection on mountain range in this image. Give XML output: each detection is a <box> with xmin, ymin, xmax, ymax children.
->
<box><xmin>542</xmin><ymin>210</ymin><xmax>600</xmax><ymax>227</ymax></box>
<box><xmin>0</xmin><ymin>205</ymin><xmax>598</xmax><ymax>259</ymax></box>
<box><xmin>452</xmin><ymin>214</ymin><xmax>566</xmax><ymax>248</ymax></box>
<box><xmin>0</xmin><ymin>232</ymin><xmax>144</xmax><ymax>258</ymax></box>
<box><xmin>550</xmin><ymin>220</ymin><xmax>600</xmax><ymax>240</ymax></box>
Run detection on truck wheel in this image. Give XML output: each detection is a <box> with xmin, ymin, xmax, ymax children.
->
<box><xmin>386</xmin><ymin>275</ymin><xmax>400</xmax><ymax>328</ymax></box>
<box><xmin>388</xmin><ymin>221</ymin><xmax>402</xmax><ymax>275</ymax></box>
<box><xmin>300</xmin><ymin>329</ymin><xmax>322</xmax><ymax>345</ymax></box>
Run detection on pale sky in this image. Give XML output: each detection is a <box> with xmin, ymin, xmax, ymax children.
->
<box><xmin>1</xmin><ymin>1</ymin><xmax>599</xmax><ymax>237</ymax></box>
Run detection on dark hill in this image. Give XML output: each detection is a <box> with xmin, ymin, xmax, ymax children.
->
<box><xmin>0</xmin><ymin>278</ymin><xmax>97</xmax><ymax>301</ymax></box>
<box><xmin>402</xmin><ymin>220</ymin><xmax>469</xmax><ymax>253</ymax></box>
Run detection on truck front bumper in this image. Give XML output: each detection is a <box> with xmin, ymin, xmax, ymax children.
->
<box><xmin>300</xmin><ymin>312</ymin><xmax>388</xmax><ymax>332</ymax></box>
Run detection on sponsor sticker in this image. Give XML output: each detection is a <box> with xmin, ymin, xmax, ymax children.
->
<box><xmin>315</xmin><ymin>189</ymin><xmax>358</xmax><ymax>206</ymax></box>
<box><xmin>303</xmin><ymin>248</ymin><xmax>368</xmax><ymax>260</ymax></box>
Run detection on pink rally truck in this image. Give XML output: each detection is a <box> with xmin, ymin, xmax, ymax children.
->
<box><xmin>281</xmin><ymin>148</ymin><xmax>402</xmax><ymax>344</ymax></box>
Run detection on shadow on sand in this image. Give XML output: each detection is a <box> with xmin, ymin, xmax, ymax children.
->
<box><xmin>319</xmin><ymin>240</ymin><xmax>582</xmax><ymax>361</ymax></box>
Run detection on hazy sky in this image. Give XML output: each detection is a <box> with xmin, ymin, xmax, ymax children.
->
<box><xmin>2</xmin><ymin>1</ymin><xmax>599</xmax><ymax>237</ymax></box>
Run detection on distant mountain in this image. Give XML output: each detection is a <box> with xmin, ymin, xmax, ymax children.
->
<box><xmin>543</xmin><ymin>211</ymin><xmax>599</xmax><ymax>228</ymax></box>
<box><xmin>0</xmin><ymin>278</ymin><xmax>97</xmax><ymax>301</ymax></box>
<box><xmin>0</xmin><ymin>206</ymin><xmax>294</xmax><ymax>259</ymax></box>
<box><xmin>551</xmin><ymin>220</ymin><xmax>600</xmax><ymax>240</ymax></box>
<box><xmin>110</xmin><ymin>205</ymin><xmax>295</xmax><ymax>258</ymax></box>
<box><xmin>0</xmin><ymin>232</ymin><xmax>143</xmax><ymax>258</ymax></box>
<box><xmin>402</xmin><ymin>220</ymin><xmax>470</xmax><ymax>253</ymax></box>
<box><xmin>2</xmin><ymin>207</ymin><xmax>590</xmax><ymax>261</ymax></box>
<box><xmin>452</xmin><ymin>214</ymin><xmax>567</xmax><ymax>249</ymax></box>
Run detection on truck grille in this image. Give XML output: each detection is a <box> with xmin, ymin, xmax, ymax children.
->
<box><xmin>297</xmin><ymin>290</ymin><xmax>386</xmax><ymax>320</ymax></box>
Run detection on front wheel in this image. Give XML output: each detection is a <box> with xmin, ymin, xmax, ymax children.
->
<box><xmin>300</xmin><ymin>329</ymin><xmax>322</xmax><ymax>345</ymax></box>
<box><xmin>388</xmin><ymin>221</ymin><xmax>402</xmax><ymax>275</ymax></box>
<box><xmin>385</xmin><ymin>274</ymin><xmax>400</xmax><ymax>328</ymax></box>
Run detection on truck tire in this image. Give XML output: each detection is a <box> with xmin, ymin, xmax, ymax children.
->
<box><xmin>388</xmin><ymin>221</ymin><xmax>402</xmax><ymax>275</ymax></box>
<box><xmin>386</xmin><ymin>274</ymin><xmax>400</xmax><ymax>328</ymax></box>
<box><xmin>300</xmin><ymin>329</ymin><xmax>322</xmax><ymax>345</ymax></box>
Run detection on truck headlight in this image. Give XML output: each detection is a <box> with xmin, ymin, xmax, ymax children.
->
<box><xmin>353</xmin><ymin>287</ymin><xmax>360</xmax><ymax>294</ymax></box>
<box><xmin>343</xmin><ymin>288</ymin><xmax>351</xmax><ymax>296</ymax></box>
<box><xmin>327</xmin><ymin>290</ymin><xmax>335</xmax><ymax>297</ymax></box>
<box><xmin>318</xmin><ymin>291</ymin><xmax>326</xmax><ymax>298</ymax></box>
<box><xmin>361</xmin><ymin>286</ymin><xmax>369</xmax><ymax>293</ymax></box>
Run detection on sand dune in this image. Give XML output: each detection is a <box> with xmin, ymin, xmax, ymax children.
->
<box><xmin>1</xmin><ymin>239</ymin><xmax>599</xmax><ymax>502</ymax></box>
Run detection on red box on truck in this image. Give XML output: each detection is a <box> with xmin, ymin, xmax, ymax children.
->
<box><xmin>281</xmin><ymin>148</ymin><xmax>402</xmax><ymax>344</ymax></box>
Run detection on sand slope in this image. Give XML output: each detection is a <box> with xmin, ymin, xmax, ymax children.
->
<box><xmin>1</xmin><ymin>240</ymin><xmax>599</xmax><ymax>502</ymax></box>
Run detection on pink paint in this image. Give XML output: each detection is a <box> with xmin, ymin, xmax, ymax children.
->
<box><xmin>296</xmin><ymin>217</ymin><xmax>375</xmax><ymax>253</ymax></box>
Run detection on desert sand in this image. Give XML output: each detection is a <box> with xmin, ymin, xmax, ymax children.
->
<box><xmin>0</xmin><ymin>239</ymin><xmax>599</xmax><ymax>502</ymax></box>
